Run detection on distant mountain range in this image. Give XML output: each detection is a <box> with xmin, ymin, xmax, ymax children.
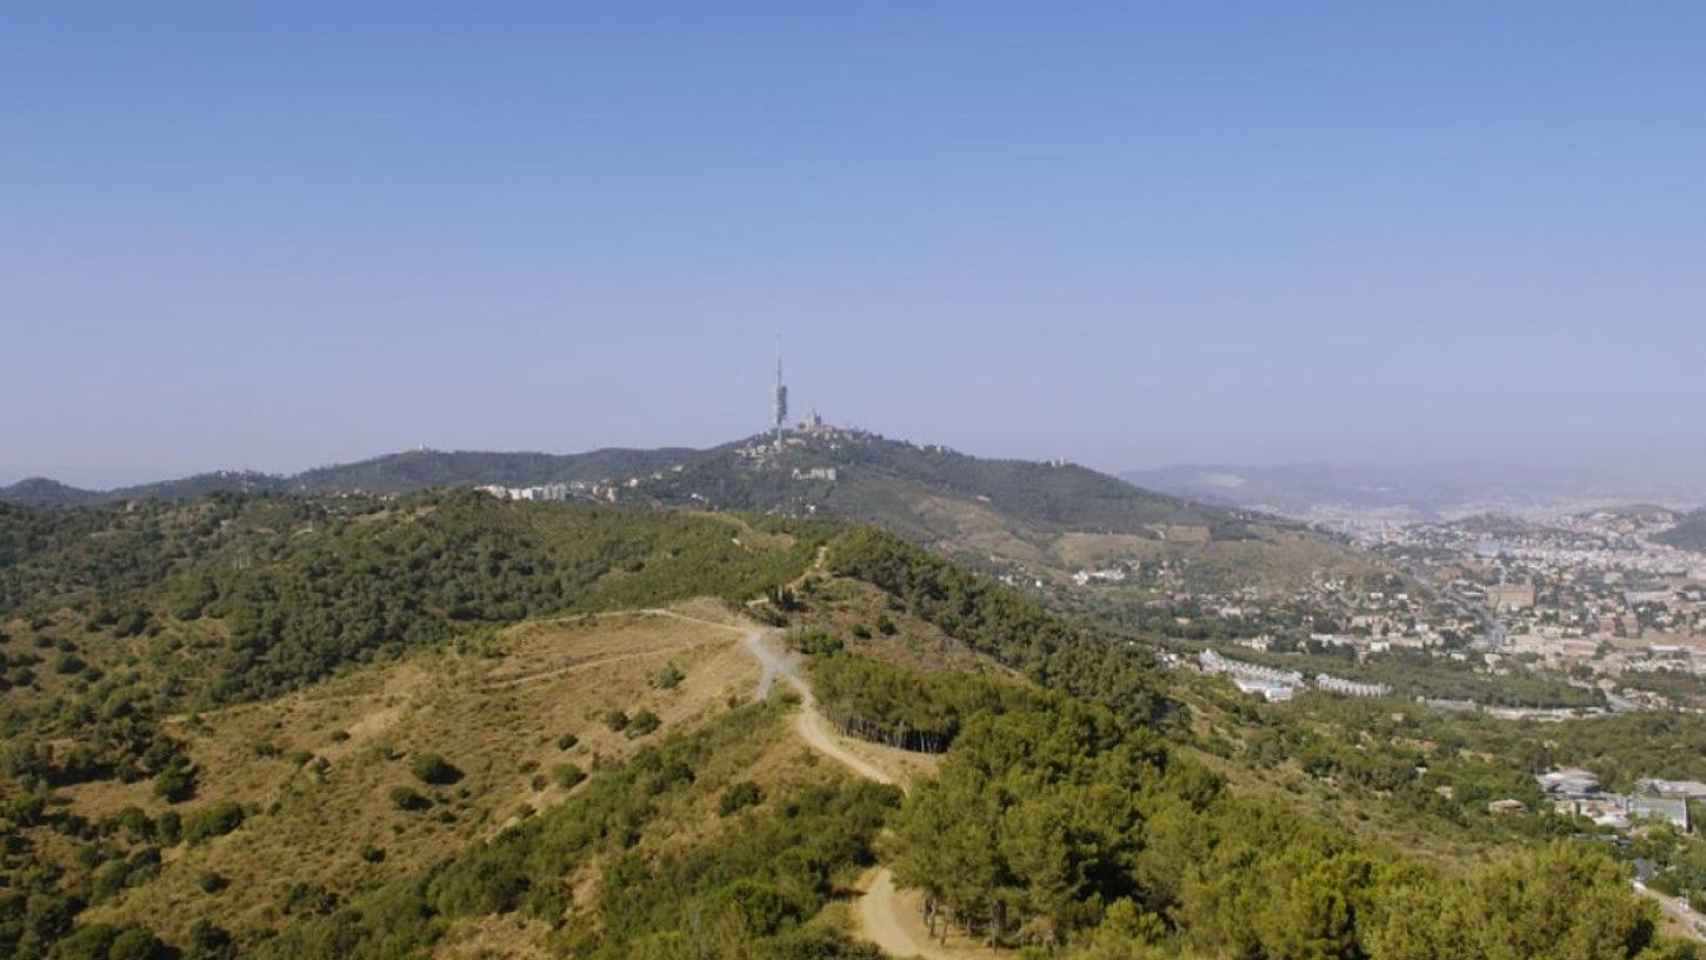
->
<box><xmin>4</xmin><ymin>431</ymin><xmax>1330</xmax><ymax>584</ymax></box>
<box><xmin>1123</xmin><ymin>462</ymin><xmax>1705</xmax><ymax>519</ymax></box>
<box><xmin>3</xmin><ymin>431</ymin><xmax>1246</xmax><ymax>535</ymax></box>
<box><xmin>0</xmin><ymin>449</ymin><xmax>690</xmax><ymax>509</ymax></box>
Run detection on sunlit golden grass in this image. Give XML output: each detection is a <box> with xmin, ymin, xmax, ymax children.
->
<box><xmin>76</xmin><ymin>605</ymin><xmax>766</xmax><ymax>942</ymax></box>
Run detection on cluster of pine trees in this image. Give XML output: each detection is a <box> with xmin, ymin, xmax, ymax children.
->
<box><xmin>807</xmin><ymin>654</ymin><xmax>1041</xmax><ymax>753</ymax></box>
<box><xmin>826</xmin><ymin>527</ymin><xmax>1171</xmax><ymax>726</ymax></box>
<box><xmin>890</xmin><ymin>694</ymin><xmax>1687</xmax><ymax>958</ymax></box>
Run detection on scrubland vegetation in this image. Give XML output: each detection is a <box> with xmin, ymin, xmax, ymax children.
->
<box><xmin>2</xmin><ymin>492</ymin><xmax>1701</xmax><ymax>958</ymax></box>
<box><xmin>253</xmin><ymin>701</ymin><xmax>899</xmax><ymax>960</ymax></box>
<box><xmin>0</xmin><ymin>494</ymin><xmax>825</xmax><ymax>958</ymax></box>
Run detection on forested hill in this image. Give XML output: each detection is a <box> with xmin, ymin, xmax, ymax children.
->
<box><xmin>0</xmin><ymin>477</ymin><xmax>105</xmax><ymax>508</ymax></box>
<box><xmin>0</xmin><ymin>490</ymin><xmax>1171</xmax><ymax>822</ymax></box>
<box><xmin>1</xmin><ymin>470</ymin><xmax>292</xmax><ymax>507</ymax></box>
<box><xmin>1658</xmin><ymin>508</ymin><xmax>1706</xmax><ymax>552</ymax></box>
<box><xmin>0</xmin><ymin>493</ymin><xmax>837</xmax><ymax>807</ymax></box>
<box><xmin>0</xmin><ymin>448</ymin><xmax>693</xmax><ymax>506</ymax></box>
<box><xmin>3</xmin><ymin>432</ymin><xmax>1264</xmax><ymax>541</ymax></box>
<box><xmin>641</xmin><ymin>432</ymin><xmax>1258</xmax><ymax>540</ymax></box>
<box><xmin>288</xmin><ymin>447</ymin><xmax>695</xmax><ymax>493</ymax></box>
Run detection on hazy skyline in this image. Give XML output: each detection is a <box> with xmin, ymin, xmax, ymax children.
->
<box><xmin>7</xmin><ymin>4</ymin><xmax>1705</xmax><ymax>488</ymax></box>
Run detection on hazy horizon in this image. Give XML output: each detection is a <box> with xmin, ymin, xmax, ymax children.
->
<box><xmin>7</xmin><ymin>4</ymin><xmax>1704</xmax><ymax>490</ymax></box>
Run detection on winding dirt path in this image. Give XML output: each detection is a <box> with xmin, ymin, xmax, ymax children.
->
<box><xmin>738</xmin><ymin>628</ymin><xmax>898</xmax><ymax>788</ymax></box>
<box><xmin>857</xmin><ymin>866</ymin><xmax>962</xmax><ymax>960</ymax></box>
<box><xmin>535</xmin><ymin>605</ymin><xmax>946</xmax><ymax>957</ymax></box>
<box><xmin>728</xmin><ymin>620</ymin><xmax>955</xmax><ymax>958</ymax></box>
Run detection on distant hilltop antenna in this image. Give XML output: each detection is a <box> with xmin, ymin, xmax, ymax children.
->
<box><xmin>771</xmin><ymin>338</ymin><xmax>789</xmax><ymax>441</ymax></box>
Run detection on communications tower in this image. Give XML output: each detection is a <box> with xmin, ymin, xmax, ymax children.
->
<box><xmin>771</xmin><ymin>341</ymin><xmax>789</xmax><ymax>441</ymax></box>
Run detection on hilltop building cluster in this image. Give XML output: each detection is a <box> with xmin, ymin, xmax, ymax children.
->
<box><xmin>475</xmin><ymin>483</ymin><xmax>570</xmax><ymax>502</ymax></box>
<box><xmin>475</xmin><ymin>476</ymin><xmax>660</xmax><ymax>504</ymax></box>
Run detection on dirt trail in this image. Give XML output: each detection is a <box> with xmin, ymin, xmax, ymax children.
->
<box><xmin>857</xmin><ymin>866</ymin><xmax>969</xmax><ymax>960</ymax></box>
<box><xmin>739</xmin><ymin>626</ymin><xmax>788</xmax><ymax>701</ymax></box>
<box><xmin>728</xmin><ymin>620</ymin><xmax>958</xmax><ymax>958</ymax></box>
<box><xmin>738</xmin><ymin>628</ymin><xmax>898</xmax><ymax>788</ymax></box>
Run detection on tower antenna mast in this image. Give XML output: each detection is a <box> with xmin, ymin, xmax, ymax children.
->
<box><xmin>771</xmin><ymin>337</ymin><xmax>788</xmax><ymax>442</ymax></box>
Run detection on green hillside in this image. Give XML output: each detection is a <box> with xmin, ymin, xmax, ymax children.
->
<box><xmin>0</xmin><ymin>493</ymin><xmax>1694</xmax><ymax>958</ymax></box>
<box><xmin>0</xmin><ymin>472</ymin><xmax>290</xmax><ymax>507</ymax></box>
<box><xmin>0</xmin><ymin>449</ymin><xmax>692</xmax><ymax>506</ymax></box>
<box><xmin>3</xmin><ymin>432</ymin><xmax>1338</xmax><ymax>596</ymax></box>
<box><xmin>2</xmin><ymin>435</ymin><xmax>1237</xmax><ymax>538</ymax></box>
<box><xmin>645</xmin><ymin>432</ymin><xmax>1254</xmax><ymax>537</ymax></box>
<box><xmin>287</xmin><ymin>446</ymin><xmax>695</xmax><ymax>493</ymax></box>
<box><xmin>0</xmin><ymin>478</ymin><xmax>106</xmax><ymax>509</ymax></box>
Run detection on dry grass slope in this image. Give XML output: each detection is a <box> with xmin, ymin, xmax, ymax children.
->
<box><xmin>74</xmin><ymin>605</ymin><xmax>765</xmax><ymax>943</ymax></box>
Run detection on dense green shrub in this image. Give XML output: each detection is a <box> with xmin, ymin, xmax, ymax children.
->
<box><xmin>183</xmin><ymin>802</ymin><xmax>244</xmax><ymax>845</ymax></box>
<box><xmin>152</xmin><ymin>761</ymin><xmax>196</xmax><ymax>804</ymax></box>
<box><xmin>278</xmin><ymin>882</ymin><xmax>340</xmax><ymax>917</ymax></box>
<box><xmin>45</xmin><ymin>922</ymin><xmax>167</xmax><ymax>960</ymax></box>
<box><xmin>626</xmin><ymin>710</ymin><xmax>661</xmax><ymax>739</ymax></box>
<box><xmin>651</xmin><ymin>662</ymin><xmax>685</xmax><ymax>690</ymax></box>
<box><xmin>155</xmin><ymin>810</ymin><xmax>181</xmax><ymax>847</ymax></box>
<box><xmin>184</xmin><ymin>920</ymin><xmax>235</xmax><ymax>960</ymax></box>
<box><xmin>787</xmin><ymin>629</ymin><xmax>842</xmax><ymax>656</ymax></box>
<box><xmin>718</xmin><ymin>781</ymin><xmax>764</xmax><ymax>817</ymax></box>
<box><xmin>409</xmin><ymin>753</ymin><xmax>462</xmax><ymax>786</ymax></box>
<box><xmin>389</xmin><ymin>786</ymin><xmax>431</xmax><ymax>812</ymax></box>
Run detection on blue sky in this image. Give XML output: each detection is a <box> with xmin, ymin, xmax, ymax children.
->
<box><xmin>5</xmin><ymin>3</ymin><xmax>1704</xmax><ymax>487</ymax></box>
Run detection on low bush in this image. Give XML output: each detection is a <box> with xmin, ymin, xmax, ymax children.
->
<box><xmin>652</xmin><ymin>662</ymin><xmax>686</xmax><ymax>690</ymax></box>
<box><xmin>719</xmin><ymin>781</ymin><xmax>764</xmax><ymax>817</ymax></box>
<box><xmin>184</xmin><ymin>802</ymin><xmax>244</xmax><ymax>845</ymax></box>
<box><xmin>389</xmin><ymin>786</ymin><xmax>431</xmax><ymax>812</ymax></box>
<box><xmin>627</xmin><ymin>710</ymin><xmax>661</xmax><ymax>738</ymax></box>
<box><xmin>409</xmin><ymin>752</ymin><xmax>463</xmax><ymax>786</ymax></box>
<box><xmin>153</xmin><ymin>760</ymin><xmax>196</xmax><ymax>804</ymax></box>
<box><xmin>788</xmin><ymin>629</ymin><xmax>843</xmax><ymax>657</ymax></box>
